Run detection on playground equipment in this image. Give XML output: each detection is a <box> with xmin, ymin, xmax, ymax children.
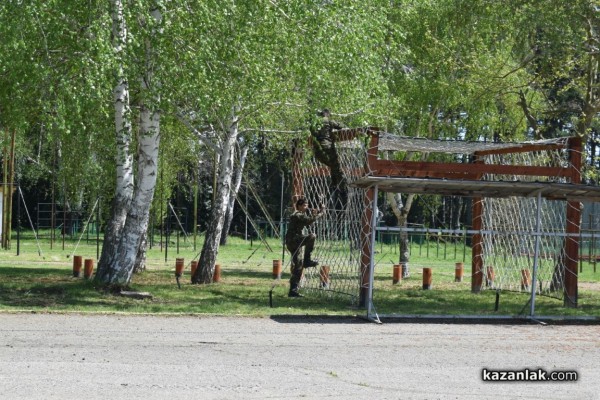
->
<box><xmin>290</xmin><ymin>128</ymin><xmax>600</xmax><ymax>319</ymax></box>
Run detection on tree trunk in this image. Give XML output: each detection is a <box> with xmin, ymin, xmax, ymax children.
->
<box><xmin>387</xmin><ymin>192</ymin><xmax>414</xmax><ymax>277</ymax></box>
<box><xmin>107</xmin><ymin>111</ymin><xmax>160</xmax><ymax>285</ymax></box>
<box><xmin>96</xmin><ymin>4</ymin><xmax>162</xmax><ymax>287</ymax></box>
<box><xmin>220</xmin><ymin>144</ymin><xmax>248</xmax><ymax>246</ymax></box>
<box><xmin>96</xmin><ymin>0</ymin><xmax>134</xmax><ymax>283</ymax></box>
<box><xmin>194</xmin><ymin>111</ymin><xmax>239</xmax><ymax>284</ymax></box>
<box><xmin>133</xmin><ymin>231</ymin><xmax>147</xmax><ymax>274</ymax></box>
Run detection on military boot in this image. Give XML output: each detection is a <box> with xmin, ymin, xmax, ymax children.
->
<box><xmin>288</xmin><ymin>284</ymin><xmax>303</xmax><ymax>298</ymax></box>
<box><xmin>303</xmin><ymin>255</ymin><xmax>319</xmax><ymax>268</ymax></box>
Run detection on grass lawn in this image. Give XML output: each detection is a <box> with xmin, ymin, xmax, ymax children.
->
<box><xmin>1</xmin><ymin>234</ymin><xmax>599</xmax><ymax>319</ymax></box>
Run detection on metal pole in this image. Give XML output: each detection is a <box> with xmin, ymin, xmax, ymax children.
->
<box><xmin>96</xmin><ymin>197</ymin><xmax>100</xmax><ymax>260</ymax></box>
<box><xmin>16</xmin><ymin>184</ymin><xmax>20</xmax><ymax>256</ymax></box>
<box><xmin>160</xmin><ymin>168</ymin><xmax>164</xmax><ymax>252</ymax></box>
<box><xmin>165</xmin><ymin>208</ymin><xmax>170</xmax><ymax>263</ymax></box>
<box><xmin>193</xmin><ymin>180</ymin><xmax>198</xmax><ymax>251</ymax></box>
<box><xmin>19</xmin><ymin>187</ymin><xmax>43</xmax><ymax>256</ymax></box>
<box><xmin>530</xmin><ymin>191</ymin><xmax>543</xmax><ymax>316</ymax></box>
<box><xmin>62</xmin><ymin>186</ymin><xmax>66</xmax><ymax>250</ymax></box>
<box><xmin>245</xmin><ymin>175</ymin><xmax>248</xmax><ymax>241</ymax></box>
<box><xmin>367</xmin><ymin>185</ymin><xmax>379</xmax><ymax>321</ymax></box>
<box><xmin>51</xmin><ymin>178</ymin><xmax>55</xmax><ymax>250</ymax></box>
<box><xmin>280</xmin><ymin>172</ymin><xmax>285</xmax><ymax>262</ymax></box>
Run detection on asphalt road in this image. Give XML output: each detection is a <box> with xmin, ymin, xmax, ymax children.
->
<box><xmin>0</xmin><ymin>313</ymin><xmax>598</xmax><ymax>400</ymax></box>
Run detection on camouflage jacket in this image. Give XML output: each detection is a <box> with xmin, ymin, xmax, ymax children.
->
<box><xmin>312</xmin><ymin>118</ymin><xmax>343</xmax><ymax>150</ymax></box>
<box><xmin>285</xmin><ymin>209</ymin><xmax>323</xmax><ymax>242</ymax></box>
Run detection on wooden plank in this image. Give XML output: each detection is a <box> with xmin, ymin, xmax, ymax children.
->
<box><xmin>373</xmin><ymin>167</ymin><xmax>480</xmax><ymax>179</ymax></box>
<box><xmin>473</xmin><ymin>142</ymin><xmax>566</xmax><ymax>156</ymax></box>
<box><xmin>372</xmin><ymin>159</ymin><xmax>569</xmax><ymax>178</ymax></box>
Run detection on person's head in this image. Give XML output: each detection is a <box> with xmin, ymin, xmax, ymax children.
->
<box><xmin>318</xmin><ymin>108</ymin><xmax>331</xmax><ymax>118</ymax></box>
<box><xmin>295</xmin><ymin>197</ymin><xmax>308</xmax><ymax>210</ymax></box>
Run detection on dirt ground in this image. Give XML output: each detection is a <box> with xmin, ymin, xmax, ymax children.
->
<box><xmin>0</xmin><ymin>313</ymin><xmax>599</xmax><ymax>400</ymax></box>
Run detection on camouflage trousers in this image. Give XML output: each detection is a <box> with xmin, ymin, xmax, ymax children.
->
<box><xmin>313</xmin><ymin>146</ymin><xmax>348</xmax><ymax>210</ymax></box>
<box><xmin>286</xmin><ymin>233</ymin><xmax>315</xmax><ymax>286</ymax></box>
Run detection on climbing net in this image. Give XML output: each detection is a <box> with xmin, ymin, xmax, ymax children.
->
<box><xmin>290</xmin><ymin>131</ymin><xmax>583</xmax><ymax>306</ymax></box>
<box><xmin>478</xmin><ymin>149</ymin><xmax>575</xmax><ymax>299</ymax></box>
<box><xmin>478</xmin><ymin>196</ymin><xmax>568</xmax><ymax>298</ymax></box>
<box><xmin>289</xmin><ymin>130</ymin><xmax>372</xmax><ymax>302</ymax></box>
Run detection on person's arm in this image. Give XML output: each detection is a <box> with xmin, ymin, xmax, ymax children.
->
<box><xmin>328</xmin><ymin>120</ymin><xmax>344</xmax><ymax>141</ymax></box>
<box><xmin>330</xmin><ymin>119</ymin><xmax>343</xmax><ymax>131</ymax></box>
<box><xmin>297</xmin><ymin>206</ymin><xmax>325</xmax><ymax>225</ymax></box>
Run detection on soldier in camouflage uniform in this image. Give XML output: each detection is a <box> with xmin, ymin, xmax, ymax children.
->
<box><xmin>285</xmin><ymin>197</ymin><xmax>325</xmax><ymax>297</ymax></box>
<box><xmin>310</xmin><ymin>109</ymin><xmax>348</xmax><ymax>210</ymax></box>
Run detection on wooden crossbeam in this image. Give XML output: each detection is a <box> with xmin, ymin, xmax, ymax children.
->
<box><xmin>371</xmin><ymin>159</ymin><xmax>569</xmax><ymax>180</ymax></box>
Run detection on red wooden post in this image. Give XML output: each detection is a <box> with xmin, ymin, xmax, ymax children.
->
<box><xmin>359</xmin><ymin>132</ymin><xmax>380</xmax><ymax>307</ymax></box>
<box><xmin>320</xmin><ymin>265</ymin><xmax>330</xmax><ymax>288</ymax></box>
<box><xmin>175</xmin><ymin>258</ymin><xmax>184</xmax><ymax>277</ymax></box>
<box><xmin>83</xmin><ymin>259</ymin><xmax>94</xmax><ymax>279</ymax></box>
<box><xmin>471</xmin><ymin>153</ymin><xmax>485</xmax><ymax>293</ymax></box>
<box><xmin>486</xmin><ymin>266</ymin><xmax>495</xmax><ymax>287</ymax></box>
<box><xmin>564</xmin><ymin>136</ymin><xmax>582</xmax><ymax>308</ymax></box>
<box><xmin>471</xmin><ymin>197</ymin><xmax>484</xmax><ymax>292</ymax></box>
<box><xmin>359</xmin><ymin>186</ymin><xmax>375</xmax><ymax>307</ymax></box>
<box><xmin>521</xmin><ymin>269</ymin><xmax>531</xmax><ymax>291</ymax></box>
<box><xmin>213</xmin><ymin>264</ymin><xmax>221</xmax><ymax>283</ymax></box>
<box><xmin>422</xmin><ymin>268</ymin><xmax>432</xmax><ymax>290</ymax></box>
<box><xmin>393</xmin><ymin>264</ymin><xmax>401</xmax><ymax>284</ymax></box>
<box><xmin>454</xmin><ymin>262</ymin><xmax>464</xmax><ymax>282</ymax></box>
<box><xmin>73</xmin><ymin>255</ymin><xmax>83</xmax><ymax>277</ymax></box>
<box><xmin>272</xmin><ymin>259</ymin><xmax>282</xmax><ymax>279</ymax></box>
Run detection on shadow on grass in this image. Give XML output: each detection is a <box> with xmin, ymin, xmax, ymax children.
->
<box><xmin>0</xmin><ymin>267</ymin><xmax>159</xmax><ymax>310</ymax></box>
<box><xmin>2</xmin><ymin>266</ymin><xmax>599</xmax><ymax>319</ymax></box>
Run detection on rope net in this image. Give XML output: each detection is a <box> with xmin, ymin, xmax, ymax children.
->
<box><xmin>289</xmin><ymin>130</ymin><xmax>373</xmax><ymax>302</ymax></box>
<box><xmin>477</xmin><ymin>150</ymin><xmax>575</xmax><ymax>299</ymax></box>
<box><xmin>478</xmin><ymin>196</ymin><xmax>568</xmax><ymax>298</ymax></box>
<box><xmin>289</xmin><ymin>130</ymin><xmax>582</xmax><ymax>304</ymax></box>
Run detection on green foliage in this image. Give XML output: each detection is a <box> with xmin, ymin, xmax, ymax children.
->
<box><xmin>4</xmin><ymin>0</ymin><xmax>600</xmax><ymax>227</ymax></box>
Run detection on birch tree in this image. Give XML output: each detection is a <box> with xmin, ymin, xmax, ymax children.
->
<box><xmin>95</xmin><ymin>0</ymin><xmax>134</xmax><ymax>283</ymax></box>
<box><xmin>220</xmin><ymin>143</ymin><xmax>248</xmax><ymax>246</ymax></box>
<box><xmin>171</xmin><ymin>0</ymin><xmax>296</xmax><ymax>283</ymax></box>
<box><xmin>96</xmin><ymin>1</ymin><xmax>163</xmax><ymax>286</ymax></box>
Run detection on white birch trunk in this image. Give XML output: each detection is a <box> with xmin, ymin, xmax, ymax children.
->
<box><xmin>96</xmin><ymin>0</ymin><xmax>134</xmax><ymax>282</ymax></box>
<box><xmin>98</xmin><ymin>5</ymin><xmax>162</xmax><ymax>286</ymax></box>
<box><xmin>109</xmin><ymin>112</ymin><xmax>160</xmax><ymax>285</ymax></box>
<box><xmin>220</xmin><ymin>144</ymin><xmax>248</xmax><ymax>246</ymax></box>
<box><xmin>194</xmin><ymin>111</ymin><xmax>239</xmax><ymax>284</ymax></box>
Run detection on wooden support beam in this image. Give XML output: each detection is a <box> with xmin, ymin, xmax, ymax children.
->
<box><xmin>471</xmin><ymin>197</ymin><xmax>484</xmax><ymax>293</ymax></box>
<box><xmin>471</xmin><ymin>155</ymin><xmax>485</xmax><ymax>293</ymax></box>
<box><xmin>359</xmin><ymin>187</ymin><xmax>375</xmax><ymax>308</ymax></box>
<box><xmin>564</xmin><ymin>137</ymin><xmax>582</xmax><ymax>308</ymax></box>
<box><xmin>372</xmin><ymin>159</ymin><xmax>568</xmax><ymax>179</ymax></box>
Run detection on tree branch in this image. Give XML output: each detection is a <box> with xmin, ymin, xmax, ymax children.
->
<box><xmin>175</xmin><ymin>111</ymin><xmax>219</xmax><ymax>152</ymax></box>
